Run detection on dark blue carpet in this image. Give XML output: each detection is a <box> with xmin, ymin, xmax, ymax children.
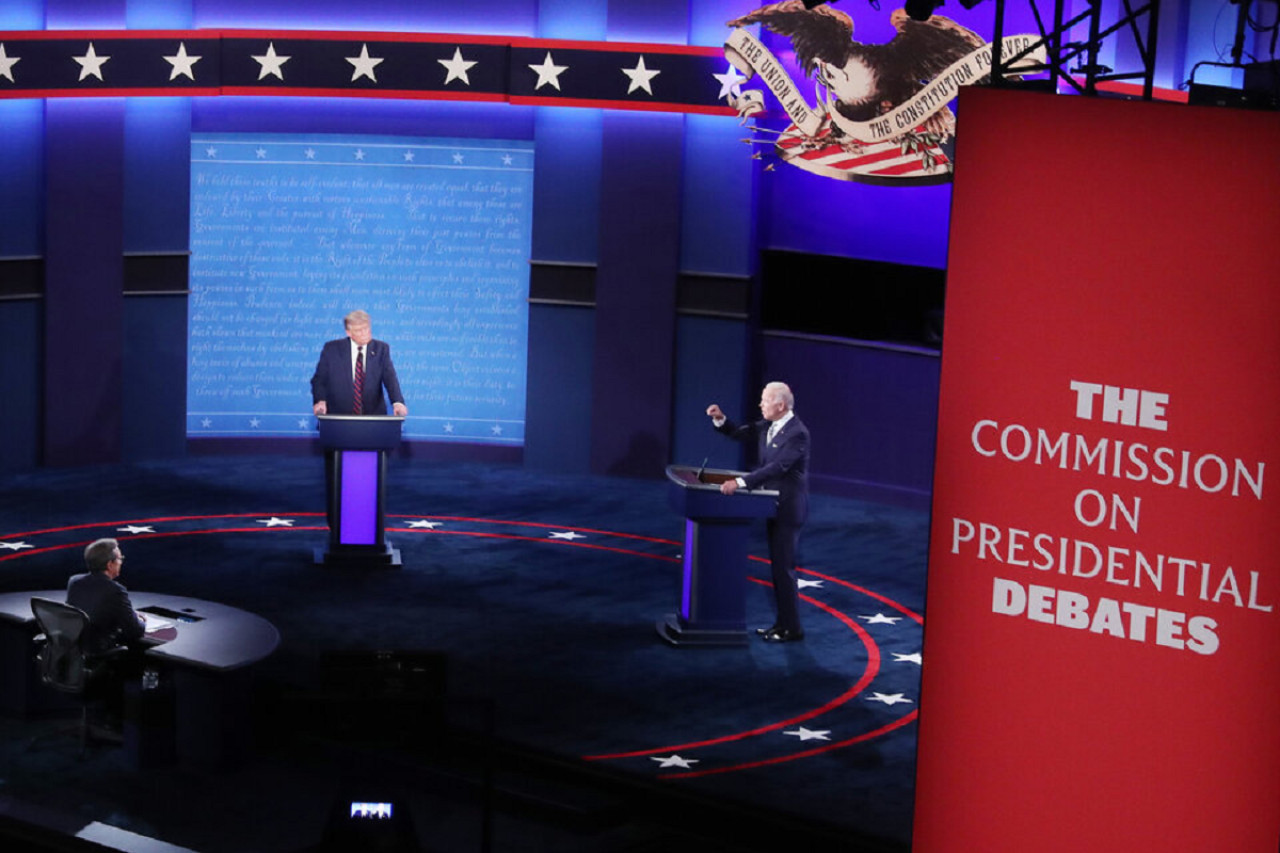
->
<box><xmin>0</xmin><ymin>456</ymin><xmax>929</xmax><ymax>852</ymax></box>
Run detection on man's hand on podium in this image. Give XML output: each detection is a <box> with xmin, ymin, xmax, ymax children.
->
<box><xmin>720</xmin><ymin>478</ymin><xmax>740</xmax><ymax>495</ymax></box>
<box><xmin>393</xmin><ymin>402</ymin><xmax>408</xmax><ymax>417</ymax></box>
<box><xmin>313</xmin><ymin>401</ymin><xmax>328</xmax><ymax>416</ymax></box>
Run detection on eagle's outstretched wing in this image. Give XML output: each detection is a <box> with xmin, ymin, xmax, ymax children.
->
<box><xmin>879</xmin><ymin>9</ymin><xmax>985</xmax><ymax>85</ymax></box>
<box><xmin>727</xmin><ymin>0</ymin><xmax>856</xmax><ymax>77</ymax></box>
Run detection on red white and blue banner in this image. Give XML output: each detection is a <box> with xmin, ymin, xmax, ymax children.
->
<box><xmin>0</xmin><ymin>29</ymin><xmax>736</xmax><ymax>115</ymax></box>
<box><xmin>913</xmin><ymin>87</ymin><xmax>1280</xmax><ymax>851</ymax></box>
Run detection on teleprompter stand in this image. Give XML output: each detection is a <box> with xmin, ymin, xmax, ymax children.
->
<box><xmin>315</xmin><ymin>415</ymin><xmax>404</xmax><ymax>568</ymax></box>
<box><xmin>658</xmin><ymin>464</ymin><xmax>778</xmax><ymax>646</ymax></box>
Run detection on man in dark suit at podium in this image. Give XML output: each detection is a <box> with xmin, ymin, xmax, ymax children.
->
<box><xmin>311</xmin><ymin>310</ymin><xmax>408</xmax><ymax>418</ymax></box>
<box><xmin>707</xmin><ymin>382</ymin><xmax>810</xmax><ymax>642</ymax></box>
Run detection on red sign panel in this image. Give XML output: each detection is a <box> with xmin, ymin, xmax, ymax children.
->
<box><xmin>913</xmin><ymin>88</ymin><xmax>1280</xmax><ymax>852</ymax></box>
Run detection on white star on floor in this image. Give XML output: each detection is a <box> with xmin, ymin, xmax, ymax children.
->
<box><xmin>117</xmin><ymin>525</ymin><xmax>155</xmax><ymax>535</ymax></box>
<box><xmin>0</xmin><ymin>541</ymin><xmax>34</xmax><ymax>551</ymax></box>
<box><xmin>252</xmin><ymin>43</ymin><xmax>290</xmax><ymax>81</ymax></box>
<box><xmin>347</xmin><ymin>43</ymin><xmax>383</xmax><ymax>83</ymax></box>
<box><xmin>797</xmin><ymin>578</ymin><xmax>824</xmax><ymax>589</ymax></box>
<box><xmin>74</xmin><ymin>43</ymin><xmax>110</xmax><ymax>82</ymax></box>
<box><xmin>257</xmin><ymin>517</ymin><xmax>295</xmax><ymax>527</ymax></box>
<box><xmin>548</xmin><ymin>531</ymin><xmax>585</xmax><ymax>540</ymax></box>
<box><xmin>528</xmin><ymin>51</ymin><xmax>568</xmax><ymax>91</ymax></box>
<box><xmin>622</xmin><ymin>56</ymin><xmax>660</xmax><ymax>95</ymax></box>
<box><xmin>713</xmin><ymin>63</ymin><xmax>745</xmax><ymax>100</ymax></box>
<box><xmin>407</xmin><ymin>520</ymin><xmax>442</xmax><ymax>529</ymax></box>
<box><xmin>164</xmin><ymin>42</ymin><xmax>201</xmax><ymax>81</ymax></box>
<box><xmin>651</xmin><ymin>754</ymin><xmax>698</xmax><ymax>769</ymax></box>
<box><xmin>860</xmin><ymin>613</ymin><xmax>902</xmax><ymax>625</ymax></box>
<box><xmin>892</xmin><ymin>652</ymin><xmax>922</xmax><ymax>665</ymax></box>
<box><xmin>0</xmin><ymin>44</ymin><xmax>21</xmax><ymax>83</ymax></box>
<box><xmin>783</xmin><ymin>726</ymin><xmax>831</xmax><ymax>741</ymax></box>
<box><xmin>439</xmin><ymin>47</ymin><xmax>477</xmax><ymax>85</ymax></box>
<box><xmin>867</xmin><ymin>692</ymin><xmax>913</xmax><ymax>706</ymax></box>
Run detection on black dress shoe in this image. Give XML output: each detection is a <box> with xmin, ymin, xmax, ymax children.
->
<box><xmin>754</xmin><ymin>625</ymin><xmax>780</xmax><ymax>636</ymax></box>
<box><xmin>761</xmin><ymin>628</ymin><xmax>805</xmax><ymax>642</ymax></box>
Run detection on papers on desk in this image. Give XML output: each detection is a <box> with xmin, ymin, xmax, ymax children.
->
<box><xmin>144</xmin><ymin>615</ymin><xmax>175</xmax><ymax>633</ymax></box>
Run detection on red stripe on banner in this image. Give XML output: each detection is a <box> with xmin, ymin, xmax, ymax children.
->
<box><xmin>510</xmin><ymin>37</ymin><xmax>723</xmax><ymax>56</ymax></box>
<box><xmin>214</xmin><ymin>29</ymin><xmax>514</xmax><ymax>45</ymax></box>
<box><xmin>509</xmin><ymin>94</ymin><xmax>735</xmax><ymax>115</ymax></box>
<box><xmin>219</xmin><ymin>86</ymin><xmax>509</xmax><ymax>102</ymax></box>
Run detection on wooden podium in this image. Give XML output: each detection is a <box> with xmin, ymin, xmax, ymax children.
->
<box><xmin>658</xmin><ymin>464</ymin><xmax>778</xmax><ymax>646</ymax></box>
<box><xmin>316</xmin><ymin>415</ymin><xmax>404</xmax><ymax>568</ymax></box>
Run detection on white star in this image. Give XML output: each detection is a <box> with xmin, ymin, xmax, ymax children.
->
<box><xmin>117</xmin><ymin>525</ymin><xmax>155</xmax><ymax>535</ymax></box>
<box><xmin>549</xmin><ymin>531</ymin><xmax>585</xmax><ymax>540</ymax></box>
<box><xmin>200</xmin><ymin>417</ymin><xmax>213</xmax><ymax>428</ymax></box>
<box><xmin>860</xmin><ymin>613</ymin><xmax>903</xmax><ymax>625</ymax></box>
<box><xmin>0</xmin><ymin>541</ymin><xmax>34</xmax><ymax>551</ymax></box>
<box><xmin>257</xmin><ymin>517</ymin><xmax>295</xmax><ymax>527</ymax></box>
<box><xmin>528</xmin><ymin>51</ymin><xmax>568</xmax><ymax>91</ymax></box>
<box><xmin>713</xmin><ymin>64</ymin><xmax>746</xmax><ymax>100</ymax></box>
<box><xmin>354</xmin><ymin>149</ymin><xmax>366</xmax><ymax>161</ymax></box>
<box><xmin>501</xmin><ymin>154</ymin><xmax>514</xmax><ymax>166</ymax></box>
<box><xmin>74</xmin><ymin>43</ymin><xmax>111</xmax><ymax>82</ymax></box>
<box><xmin>783</xmin><ymin>726</ymin><xmax>831</xmax><ymax>741</ymax></box>
<box><xmin>651</xmin><ymin>754</ymin><xmax>698</xmax><ymax>769</ymax></box>
<box><xmin>163</xmin><ymin>42</ymin><xmax>201</xmax><ymax>81</ymax></box>
<box><xmin>622</xmin><ymin>56</ymin><xmax>660</xmax><ymax>95</ymax></box>
<box><xmin>797</xmin><ymin>578</ymin><xmax>824</xmax><ymax>589</ymax></box>
<box><xmin>204</xmin><ymin>147</ymin><xmax>217</xmax><ymax>158</ymax></box>
<box><xmin>297</xmin><ymin>418</ymin><xmax>309</xmax><ymax>428</ymax></box>
<box><xmin>249</xmin><ymin>417</ymin><xmax>261</xmax><ymax>428</ymax></box>
<box><xmin>255</xmin><ymin>148</ymin><xmax>267</xmax><ymax>158</ymax></box>
<box><xmin>346</xmin><ymin>43</ymin><xmax>383</xmax><ymax>83</ymax></box>
<box><xmin>403</xmin><ymin>151</ymin><xmax>415</xmax><ymax>162</ymax></box>
<box><xmin>438</xmin><ymin>47</ymin><xmax>477</xmax><ymax>85</ymax></box>
<box><xmin>304</xmin><ymin>148</ymin><xmax>316</xmax><ymax>159</ymax></box>
<box><xmin>407</xmin><ymin>520</ymin><xmax>443</xmax><ymax>529</ymax></box>
<box><xmin>442</xmin><ymin>423</ymin><xmax>455</xmax><ymax>433</ymax></box>
<box><xmin>868</xmin><ymin>692</ymin><xmax>914</xmax><ymax>706</ymax></box>
<box><xmin>252</xmin><ymin>43</ymin><xmax>290</xmax><ymax>81</ymax></box>
<box><xmin>452</xmin><ymin>152</ymin><xmax>464</xmax><ymax>164</ymax></box>
<box><xmin>0</xmin><ymin>44</ymin><xmax>23</xmax><ymax>83</ymax></box>
<box><xmin>893</xmin><ymin>652</ymin><xmax>923</xmax><ymax>665</ymax></box>
<box><xmin>491</xmin><ymin>424</ymin><xmax>503</xmax><ymax>435</ymax></box>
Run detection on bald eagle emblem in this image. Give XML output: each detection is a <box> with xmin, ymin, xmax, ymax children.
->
<box><xmin>723</xmin><ymin>1</ymin><xmax>1043</xmax><ymax>184</ymax></box>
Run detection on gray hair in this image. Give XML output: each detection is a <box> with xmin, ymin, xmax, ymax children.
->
<box><xmin>764</xmin><ymin>381</ymin><xmax>794</xmax><ymax>410</ymax></box>
<box><xmin>84</xmin><ymin>538</ymin><xmax>119</xmax><ymax>573</ymax></box>
<box><xmin>344</xmin><ymin>309</ymin><xmax>371</xmax><ymax>329</ymax></box>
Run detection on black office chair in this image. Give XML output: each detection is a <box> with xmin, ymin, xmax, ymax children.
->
<box><xmin>29</xmin><ymin>597</ymin><xmax>126</xmax><ymax>752</ymax></box>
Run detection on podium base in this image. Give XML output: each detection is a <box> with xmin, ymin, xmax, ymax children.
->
<box><xmin>314</xmin><ymin>544</ymin><xmax>402</xmax><ymax>569</ymax></box>
<box><xmin>656</xmin><ymin>614</ymin><xmax>748</xmax><ymax>647</ymax></box>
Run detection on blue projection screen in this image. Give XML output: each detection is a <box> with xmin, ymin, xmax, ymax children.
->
<box><xmin>187</xmin><ymin>132</ymin><xmax>533</xmax><ymax>444</ymax></box>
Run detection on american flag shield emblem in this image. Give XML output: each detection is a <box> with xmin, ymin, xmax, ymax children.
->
<box><xmin>775</xmin><ymin>123</ymin><xmax>953</xmax><ymax>185</ymax></box>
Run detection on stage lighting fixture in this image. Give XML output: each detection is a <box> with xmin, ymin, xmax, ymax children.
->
<box><xmin>904</xmin><ymin>0</ymin><xmax>943</xmax><ymax>19</ymax></box>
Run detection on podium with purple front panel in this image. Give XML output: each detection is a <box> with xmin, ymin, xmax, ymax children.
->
<box><xmin>316</xmin><ymin>415</ymin><xmax>404</xmax><ymax>568</ymax></box>
<box><xmin>658</xmin><ymin>464</ymin><xmax>778</xmax><ymax>646</ymax></box>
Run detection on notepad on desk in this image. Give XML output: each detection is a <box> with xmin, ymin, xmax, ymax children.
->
<box><xmin>143</xmin><ymin>615</ymin><xmax>175</xmax><ymax>633</ymax></box>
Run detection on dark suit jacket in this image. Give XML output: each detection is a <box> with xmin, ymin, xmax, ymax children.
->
<box><xmin>66</xmin><ymin>571</ymin><xmax>145</xmax><ymax>654</ymax></box>
<box><xmin>310</xmin><ymin>338</ymin><xmax>405</xmax><ymax>415</ymax></box>
<box><xmin>717</xmin><ymin>414</ymin><xmax>810</xmax><ymax>527</ymax></box>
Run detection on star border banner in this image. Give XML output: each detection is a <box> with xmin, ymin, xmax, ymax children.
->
<box><xmin>912</xmin><ymin>87</ymin><xmax>1280</xmax><ymax>852</ymax></box>
<box><xmin>0</xmin><ymin>28</ymin><xmax>735</xmax><ymax>116</ymax></box>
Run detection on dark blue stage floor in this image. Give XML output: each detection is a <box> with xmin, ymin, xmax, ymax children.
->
<box><xmin>0</xmin><ymin>456</ymin><xmax>929</xmax><ymax>852</ymax></box>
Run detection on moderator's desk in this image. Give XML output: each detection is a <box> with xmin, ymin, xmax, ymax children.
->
<box><xmin>0</xmin><ymin>591</ymin><xmax>280</xmax><ymax>770</ymax></box>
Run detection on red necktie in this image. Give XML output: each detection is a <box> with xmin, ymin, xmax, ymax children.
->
<box><xmin>353</xmin><ymin>347</ymin><xmax>365</xmax><ymax>414</ymax></box>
